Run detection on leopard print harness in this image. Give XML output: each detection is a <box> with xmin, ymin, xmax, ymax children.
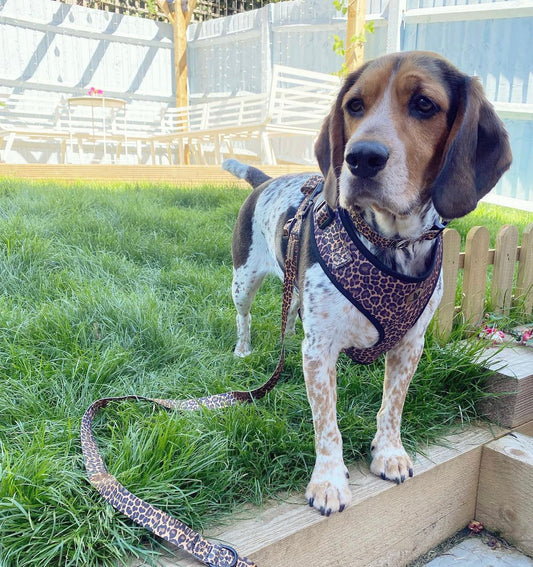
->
<box><xmin>311</xmin><ymin>199</ymin><xmax>443</xmax><ymax>364</ymax></box>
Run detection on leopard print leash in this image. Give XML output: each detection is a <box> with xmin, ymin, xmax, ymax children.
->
<box><xmin>80</xmin><ymin>175</ymin><xmax>324</xmax><ymax>567</ymax></box>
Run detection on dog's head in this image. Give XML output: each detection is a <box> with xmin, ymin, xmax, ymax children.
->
<box><xmin>315</xmin><ymin>51</ymin><xmax>512</xmax><ymax>220</ymax></box>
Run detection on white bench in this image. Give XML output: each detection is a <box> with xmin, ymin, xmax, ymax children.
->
<box><xmin>151</xmin><ymin>66</ymin><xmax>340</xmax><ymax>165</ymax></box>
<box><xmin>260</xmin><ymin>65</ymin><xmax>340</xmax><ymax>163</ymax></box>
<box><xmin>0</xmin><ymin>66</ymin><xmax>340</xmax><ymax>165</ymax></box>
<box><xmin>152</xmin><ymin>94</ymin><xmax>268</xmax><ymax>164</ymax></box>
<box><xmin>0</xmin><ymin>91</ymin><xmax>68</xmax><ymax>163</ymax></box>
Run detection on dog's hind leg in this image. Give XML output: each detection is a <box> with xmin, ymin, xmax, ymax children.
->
<box><xmin>232</xmin><ymin>263</ymin><xmax>267</xmax><ymax>357</ymax></box>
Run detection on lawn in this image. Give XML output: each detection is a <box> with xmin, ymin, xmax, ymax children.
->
<box><xmin>447</xmin><ymin>201</ymin><xmax>532</xmax><ymax>247</ymax></box>
<box><xmin>0</xmin><ymin>178</ymin><xmax>528</xmax><ymax>567</ymax></box>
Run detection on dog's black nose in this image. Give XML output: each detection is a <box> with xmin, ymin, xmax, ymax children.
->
<box><xmin>345</xmin><ymin>141</ymin><xmax>389</xmax><ymax>178</ymax></box>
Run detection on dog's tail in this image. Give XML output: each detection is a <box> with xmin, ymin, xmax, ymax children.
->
<box><xmin>222</xmin><ymin>159</ymin><xmax>271</xmax><ymax>189</ymax></box>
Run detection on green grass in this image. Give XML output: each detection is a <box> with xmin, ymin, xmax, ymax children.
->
<box><xmin>448</xmin><ymin>202</ymin><xmax>533</xmax><ymax>246</ymax></box>
<box><xmin>0</xmin><ymin>179</ymin><xmax>526</xmax><ymax>567</ymax></box>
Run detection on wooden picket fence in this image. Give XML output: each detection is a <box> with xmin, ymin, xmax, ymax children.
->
<box><xmin>436</xmin><ymin>223</ymin><xmax>533</xmax><ymax>339</ymax></box>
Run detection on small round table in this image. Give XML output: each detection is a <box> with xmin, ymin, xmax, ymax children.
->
<box><xmin>67</xmin><ymin>96</ymin><xmax>127</xmax><ymax>163</ymax></box>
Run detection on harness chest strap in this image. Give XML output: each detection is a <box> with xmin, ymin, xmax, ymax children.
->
<box><xmin>312</xmin><ymin>204</ymin><xmax>443</xmax><ymax>364</ymax></box>
<box><xmin>80</xmin><ymin>175</ymin><xmax>323</xmax><ymax>567</ymax></box>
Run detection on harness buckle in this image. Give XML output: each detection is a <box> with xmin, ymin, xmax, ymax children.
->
<box><xmin>394</xmin><ymin>239</ymin><xmax>411</xmax><ymax>249</ymax></box>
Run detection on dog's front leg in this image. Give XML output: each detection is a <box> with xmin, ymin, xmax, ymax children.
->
<box><xmin>303</xmin><ymin>341</ymin><xmax>351</xmax><ymax>515</ymax></box>
<box><xmin>370</xmin><ymin>328</ymin><xmax>425</xmax><ymax>484</ymax></box>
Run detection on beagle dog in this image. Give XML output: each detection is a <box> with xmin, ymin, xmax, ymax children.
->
<box><xmin>223</xmin><ymin>51</ymin><xmax>511</xmax><ymax>516</ymax></box>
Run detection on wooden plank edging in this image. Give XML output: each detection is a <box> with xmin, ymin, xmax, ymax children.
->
<box><xmin>476</xmin><ymin>430</ymin><xmax>533</xmax><ymax>556</ymax></box>
<box><xmin>131</xmin><ymin>425</ymin><xmax>508</xmax><ymax>567</ymax></box>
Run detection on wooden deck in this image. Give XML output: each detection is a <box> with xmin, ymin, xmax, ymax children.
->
<box><xmin>0</xmin><ymin>164</ymin><xmax>319</xmax><ymax>185</ymax></box>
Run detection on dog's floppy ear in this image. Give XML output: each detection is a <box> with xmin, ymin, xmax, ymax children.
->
<box><xmin>431</xmin><ymin>77</ymin><xmax>512</xmax><ymax>219</ymax></box>
<box><xmin>315</xmin><ymin>112</ymin><xmax>344</xmax><ymax>209</ymax></box>
<box><xmin>315</xmin><ymin>67</ymin><xmax>367</xmax><ymax>209</ymax></box>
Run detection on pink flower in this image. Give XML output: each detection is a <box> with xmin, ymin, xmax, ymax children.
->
<box><xmin>88</xmin><ymin>87</ymin><xmax>104</xmax><ymax>96</ymax></box>
<box><xmin>478</xmin><ymin>325</ymin><xmax>505</xmax><ymax>345</ymax></box>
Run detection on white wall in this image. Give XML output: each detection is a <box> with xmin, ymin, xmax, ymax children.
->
<box><xmin>0</xmin><ymin>0</ymin><xmax>174</xmax><ymax>102</ymax></box>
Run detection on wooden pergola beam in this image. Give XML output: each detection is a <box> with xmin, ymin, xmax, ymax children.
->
<box><xmin>345</xmin><ymin>0</ymin><xmax>367</xmax><ymax>73</ymax></box>
<box><xmin>156</xmin><ymin>0</ymin><xmax>175</xmax><ymax>23</ymax></box>
<box><xmin>156</xmin><ymin>0</ymin><xmax>197</xmax><ymax>108</ymax></box>
<box><xmin>157</xmin><ymin>0</ymin><xmax>197</xmax><ymax>163</ymax></box>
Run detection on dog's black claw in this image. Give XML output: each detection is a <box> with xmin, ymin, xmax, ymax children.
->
<box><xmin>319</xmin><ymin>506</ymin><xmax>326</xmax><ymax>516</ymax></box>
<box><xmin>325</xmin><ymin>508</ymin><xmax>332</xmax><ymax>517</ymax></box>
<box><xmin>345</xmin><ymin>471</ymin><xmax>350</xmax><ymax>479</ymax></box>
<box><xmin>409</xmin><ymin>468</ymin><xmax>414</xmax><ymax>478</ymax></box>
<box><xmin>308</xmin><ymin>498</ymin><xmax>314</xmax><ymax>508</ymax></box>
<box><xmin>339</xmin><ymin>504</ymin><xmax>346</xmax><ymax>513</ymax></box>
<box><xmin>381</xmin><ymin>472</ymin><xmax>387</xmax><ymax>481</ymax></box>
<box><xmin>395</xmin><ymin>477</ymin><xmax>400</xmax><ymax>485</ymax></box>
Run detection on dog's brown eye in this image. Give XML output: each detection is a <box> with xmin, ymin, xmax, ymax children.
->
<box><xmin>410</xmin><ymin>95</ymin><xmax>439</xmax><ymax>119</ymax></box>
<box><xmin>347</xmin><ymin>98</ymin><xmax>364</xmax><ymax>116</ymax></box>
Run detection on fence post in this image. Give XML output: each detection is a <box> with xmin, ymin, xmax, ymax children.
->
<box><xmin>386</xmin><ymin>0</ymin><xmax>406</xmax><ymax>53</ymax></box>
<box><xmin>516</xmin><ymin>222</ymin><xmax>533</xmax><ymax>315</ymax></box>
<box><xmin>491</xmin><ymin>224</ymin><xmax>519</xmax><ymax>315</ymax></box>
<box><xmin>462</xmin><ymin>226</ymin><xmax>490</xmax><ymax>327</ymax></box>
<box><xmin>345</xmin><ymin>0</ymin><xmax>367</xmax><ymax>72</ymax></box>
<box><xmin>437</xmin><ymin>228</ymin><xmax>461</xmax><ymax>339</ymax></box>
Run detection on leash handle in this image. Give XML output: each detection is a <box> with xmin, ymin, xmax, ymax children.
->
<box><xmin>81</xmin><ymin>396</ymin><xmax>254</xmax><ymax>567</ymax></box>
<box><xmin>80</xmin><ymin>176</ymin><xmax>324</xmax><ymax>567</ymax></box>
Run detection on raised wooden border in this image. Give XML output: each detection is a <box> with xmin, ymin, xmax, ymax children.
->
<box><xmin>476</xmin><ymin>430</ymin><xmax>533</xmax><ymax>556</ymax></box>
<box><xmin>130</xmin><ymin>425</ymin><xmax>506</xmax><ymax>567</ymax></box>
<box><xmin>477</xmin><ymin>345</ymin><xmax>533</xmax><ymax>428</ymax></box>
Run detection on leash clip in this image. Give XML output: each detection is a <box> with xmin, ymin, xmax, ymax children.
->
<box><xmin>206</xmin><ymin>544</ymin><xmax>238</xmax><ymax>567</ymax></box>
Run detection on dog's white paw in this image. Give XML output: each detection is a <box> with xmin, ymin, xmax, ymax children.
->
<box><xmin>370</xmin><ymin>440</ymin><xmax>413</xmax><ymax>484</ymax></box>
<box><xmin>234</xmin><ymin>341</ymin><xmax>252</xmax><ymax>357</ymax></box>
<box><xmin>305</xmin><ymin>464</ymin><xmax>351</xmax><ymax>516</ymax></box>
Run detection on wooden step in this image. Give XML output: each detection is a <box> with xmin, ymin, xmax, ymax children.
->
<box><xmin>478</xmin><ymin>344</ymin><xmax>533</xmax><ymax>428</ymax></box>
<box><xmin>476</xmin><ymin>429</ymin><xmax>533</xmax><ymax>557</ymax></box>
<box><xmin>131</xmin><ymin>425</ymin><xmax>506</xmax><ymax>567</ymax></box>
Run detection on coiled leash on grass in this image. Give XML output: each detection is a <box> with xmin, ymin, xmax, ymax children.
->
<box><xmin>80</xmin><ymin>176</ymin><xmax>324</xmax><ymax>567</ymax></box>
